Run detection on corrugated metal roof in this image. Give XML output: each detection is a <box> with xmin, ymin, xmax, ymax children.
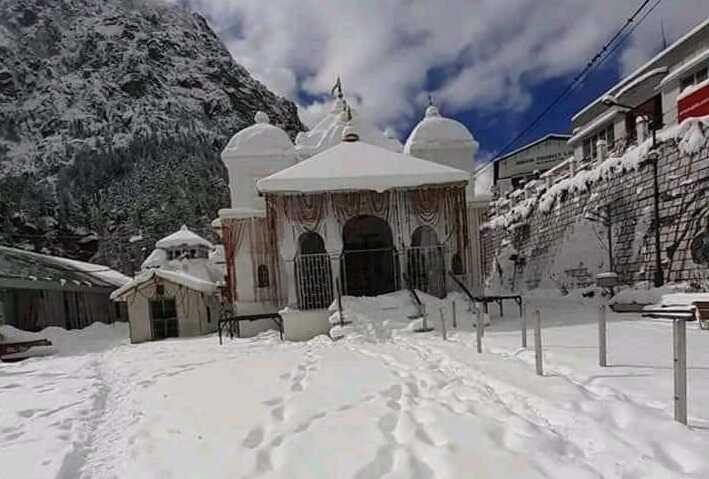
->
<box><xmin>0</xmin><ymin>246</ymin><xmax>130</xmax><ymax>290</ymax></box>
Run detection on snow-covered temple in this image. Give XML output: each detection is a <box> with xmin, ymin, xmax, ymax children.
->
<box><xmin>214</xmin><ymin>91</ymin><xmax>489</xmax><ymax>340</ymax></box>
<box><xmin>111</xmin><ymin>225</ymin><xmax>223</xmax><ymax>343</ymax></box>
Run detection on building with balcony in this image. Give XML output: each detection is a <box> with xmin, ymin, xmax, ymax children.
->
<box><xmin>570</xmin><ymin>18</ymin><xmax>709</xmax><ymax>162</ymax></box>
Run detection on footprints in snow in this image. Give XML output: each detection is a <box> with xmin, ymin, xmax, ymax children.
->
<box><xmin>240</xmin><ymin>347</ymin><xmax>322</xmax><ymax>477</ymax></box>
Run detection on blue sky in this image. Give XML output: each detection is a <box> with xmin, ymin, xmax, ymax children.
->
<box><xmin>452</xmin><ymin>61</ymin><xmax>623</xmax><ymax>160</ymax></box>
<box><xmin>179</xmin><ymin>0</ymin><xmax>709</xmax><ymax>160</ymax></box>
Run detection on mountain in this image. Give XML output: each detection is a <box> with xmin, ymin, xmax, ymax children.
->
<box><xmin>0</xmin><ymin>0</ymin><xmax>305</xmax><ymax>273</ymax></box>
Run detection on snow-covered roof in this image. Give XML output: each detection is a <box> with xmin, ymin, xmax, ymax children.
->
<box><xmin>569</xmin><ymin>108</ymin><xmax>619</xmax><ymax>145</ymax></box>
<box><xmin>572</xmin><ymin>18</ymin><xmax>709</xmax><ymax>123</ymax></box>
<box><xmin>110</xmin><ymin>269</ymin><xmax>217</xmax><ymax>301</ymax></box>
<box><xmin>222</xmin><ymin>111</ymin><xmax>295</xmax><ymax>158</ymax></box>
<box><xmin>141</xmin><ymin>248</ymin><xmax>167</xmax><ymax>270</ymax></box>
<box><xmin>295</xmin><ymin>99</ymin><xmax>402</xmax><ymax>159</ymax></box>
<box><xmin>495</xmin><ymin>134</ymin><xmax>571</xmax><ymax>162</ymax></box>
<box><xmin>404</xmin><ymin>106</ymin><xmax>477</xmax><ymax>153</ymax></box>
<box><xmin>0</xmin><ymin>246</ymin><xmax>131</xmax><ymax>289</ymax></box>
<box><xmin>155</xmin><ymin>225</ymin><xmax>213</xmax><ymax>249</ymax></box>
<box><xmin>660</xmin><ymin>47</ymin><xmax>709</xmax><ymax>87</ymax></box>
<box><xmin>257</xmin><ymin>137</ymin><xmax>470</xmax><ymax>194</ymax></box>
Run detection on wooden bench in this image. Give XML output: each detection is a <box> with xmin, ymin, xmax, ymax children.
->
<box><xmin>218</xmin><ymin>313</ymin><xmax>284</xmax><ymax>344</ymax></box>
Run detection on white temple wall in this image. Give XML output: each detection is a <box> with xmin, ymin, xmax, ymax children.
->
<box><xmin>224</xmin><ymin>154</ymin><xmax>297</xmax><ymax>211</ymax></box>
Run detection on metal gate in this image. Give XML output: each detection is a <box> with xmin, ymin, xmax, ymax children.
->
<box><xmin>405</xmin><ymin>245</ymin><xmax>446</xmax><ymax>299</ymax></box>
<box><xmin>294</xmin><ymin>253</ymin><xmax>333</xmax><ymax>310</ymax></box>
<box><xmin>341</xmin><ymin>247</ymin><xmax>400</xmax><ymax>297</ymax></box>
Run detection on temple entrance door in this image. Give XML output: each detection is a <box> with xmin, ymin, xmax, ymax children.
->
<box><xmin>342</xmin><ymin>215</ymin><xmax>397</xmax><ymax>297</ymax></box>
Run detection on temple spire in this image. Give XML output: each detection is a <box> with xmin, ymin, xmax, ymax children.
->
<box><xmin>331</xmin><ymin>76</ymin><xmax>344</xmax><ymax>99</ymax></box>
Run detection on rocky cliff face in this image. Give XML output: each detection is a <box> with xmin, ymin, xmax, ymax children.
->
<box><xmin>0</xmin><ymin>0</ymin><xmax>305</xmax><ymax>273</ymax></box>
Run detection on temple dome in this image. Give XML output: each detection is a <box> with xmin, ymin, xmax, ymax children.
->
<box><xmin>155</xmin><ymin>225</ymin><xmax>213</xmax><ymax>250</ymax></box>
<box><xmin>222</xmin><ymin>111</ymin><xmax>295</xmax><ymax>158</ymax></box>
<box><xmin>220</xmin><ymin>112</ymin><xmax>298</xmax><ymax>212</ymax></box>
<box><xmin>404</xmin><ymin>105</ymin><xmax>478</xmax><ymax>155</ymax></box>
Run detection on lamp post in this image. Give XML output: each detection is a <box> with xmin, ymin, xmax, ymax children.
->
<box><xmin>601</xmin><ymin>96</ymin><xmax>664</xmax><ymax>287</ymax></box>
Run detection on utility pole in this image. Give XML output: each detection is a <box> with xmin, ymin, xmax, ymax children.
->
<box><xmin>650</xmin><ymin>125</ymin><xmax>664</xmax><ymax>287</ymax></box>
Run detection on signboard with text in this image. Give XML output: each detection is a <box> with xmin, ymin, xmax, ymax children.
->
<box><xmin>678</xmin><ymin>83</ymin><xmax>709</xmax><ymax>123</ymax></box>
<box><xmin>496</xmin><ymin>139</ymin><xmax>572</xmax><ymax>180</ymax></box>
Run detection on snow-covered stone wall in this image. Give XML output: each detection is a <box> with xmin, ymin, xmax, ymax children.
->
<box><xmin>483</xmin><ymin>117</ymin><xmax>709</xmax><ymax>293</ymax></box>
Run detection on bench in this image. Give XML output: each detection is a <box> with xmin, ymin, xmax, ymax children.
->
<box><xmin>218</xmin><ymin>313</ymin><xmax>284</xmax><ymax>344</ymax></box>
<box><xmin>0</xmin><ymin>339</ymin><xmax>53</xmax><ymax>361</ymax></box>
<box><xmin>474</xmin><ymin>295</ymin><xmax>523</xmax><ymax>317</ymax></box>
<box><xmin>692</xmin><ymin>301</ymin><xmax>709</xmax><ymax>330</ymax></box>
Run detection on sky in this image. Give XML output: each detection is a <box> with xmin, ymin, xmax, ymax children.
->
<box><xmin>175</xmin><ymin>0</ymin><xmax>709</xmax><ymax>161</ymax></box>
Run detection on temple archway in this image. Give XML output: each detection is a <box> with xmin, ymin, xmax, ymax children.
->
<box><xmin>341</xmin><ymin>215</ymin><xmax>397</xmax><ymax>296</ymax></box>
<box><xmin>295</xmin><ymin>231</ymin><xmax>332</xmax><ymax>309</ymax></box>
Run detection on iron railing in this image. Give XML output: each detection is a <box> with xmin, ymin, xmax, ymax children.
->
<box><xmin>405</xmin><ymin>245</ymin><xmax>446</xmax><ymax>299</ymax></box>
<box><xmin>294</xmin><ymin>252</ymin><xmax>333</xmax><ymax>310</ymax></box>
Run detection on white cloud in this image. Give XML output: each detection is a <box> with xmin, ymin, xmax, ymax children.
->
<box><xmin>178</xmin><ymin>0</ymin><xmax>709</xmax><ymax>130</ymax></box>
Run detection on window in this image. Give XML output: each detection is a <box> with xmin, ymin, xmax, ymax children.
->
<box><xmin>680</xmin><ymin>66</ymin><xmax>708</xmax><ymax>92</ymax></box>
<box><xmin>581</xmin><ymin>124</ymin><xmax>615</xmax><ymax>160</ymax></box>
<box><xmin>149</xmin><ymin>298</ymin><xmax>178</xmax><ymax>339</ymax></box>
<box><xmin>257</xmin><ymin>264</ymin><xmax>270</xmax><ymax>288</ymax></box>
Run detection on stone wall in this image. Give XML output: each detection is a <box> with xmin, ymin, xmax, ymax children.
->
<box><xmin>483</xmin><ymin>131</ymin><xmax>709</xmax><ymax>293</ymax></box>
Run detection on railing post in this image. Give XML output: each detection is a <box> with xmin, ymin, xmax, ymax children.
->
<box><xmin>521</xmin><ymin>303</ymin><xmax>527</xmax><ymax>348</ymax></box>
<box><xmin>452</xmin><ymin>300</ymin><xmax>457</xmax><ymax>328</ymax></box>
<box><xmin>674</xmin><ymin>318</ymin><xmax>688</xmax><ymax>425</ymax></box>
<box><xmin>476</xmin><ymin>308</ymin><xmax>483</xmax><ymax>353</ymax></box>
<box><xmin>599</xmin><ymin>304</ymin><xmax>607</xmax><ymax>367</ymax></box>
<box><xmin>534</xmin><ymin>309</ymin><xmax>543</xmax><ymax>376</ymax></box>
<box><xmin>440</xmin><ymin>309</ymin><xmax>447</xmax><ymax>341</ymax></box>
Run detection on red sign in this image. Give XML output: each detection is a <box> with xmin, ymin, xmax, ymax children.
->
<box><xmin>678</xmin><ymin>83</ymin><xmax>709</xmax><ymax>123</ymax></box>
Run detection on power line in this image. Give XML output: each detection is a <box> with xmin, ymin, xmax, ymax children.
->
<box><xmin>491</xmin><ymin>0</ymin><xmax>663</xmax><ymax>162</ymax></box>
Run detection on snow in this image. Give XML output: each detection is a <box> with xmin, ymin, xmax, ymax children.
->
<box><xmin>403</xmin><ymin>105</ymin><xmax>478</xmax><ymax>152</ymax></box>
<box><xmin>472</xmin><ymin>161</ymin><xmax>494</xmax><ymax>200</ymax></box>
<box><xmin>660</xmin><ymin>293</ymin><xmax>709</xmax><ymax>307</ymax></box>
<box><xmin>154</xmin><ymin>224</ymin><xmax>213</xmax><ymax>249</ymax></box>
<box><xmin>110</xmin><ymin>269</ymin><xmax>217</xmax><ymax>300</ymax></box>
<box><xmin>568</xmin><ymin>108</ymin><xmax>619</xmax><ymax>146</ymax></box>
<box><xmin>660</xmin><ymin>47</ymin><xmax>709</xmax><ymax>88</ymax></box>
<box><xmin>295</xmin><ymin>99</ymin><xmax>402</xmax><ymax>159</ymax></box>
<box><xmin>257</xmin><ymin>140</ymin><xmax>470</xmax><ymax>194</ymax></box>
<box><xmin>678</xmin><ymin>77</ymin><xmax>709</xmax><ymax>102</ymax></box>
<box><xmin>4</xmin><ymin>290</ymin><xmax>709</xmax><ymax>478</ymax></box>
<box><xmin>610</xmin><ymin>67</ymin><xmax>669</xmax><ymax>100</ymax></box>
<box><xmin>487</xmin><ymin>115</ymin><xmax>709</xmax><ymax>229</ymax></box>
<box><xmin>0</xmin><ymin>246</ymin><xmax>131</xmax><ymax>288</ymax></box>
<box><xmin>610</xmin><ymin>285</ymin><xmax>690</xmax><ymax>307</ymax></box>
<box><xmin>222</xmin><ymin>111</ymin><xmax>296</xmax><ymax>158</ymax></box>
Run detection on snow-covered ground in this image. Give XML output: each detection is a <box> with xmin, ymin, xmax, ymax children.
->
<box><xmin>3</xmin><ymin>290</ymin><xmax>709</xmax><ymax>478</ymax></box>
